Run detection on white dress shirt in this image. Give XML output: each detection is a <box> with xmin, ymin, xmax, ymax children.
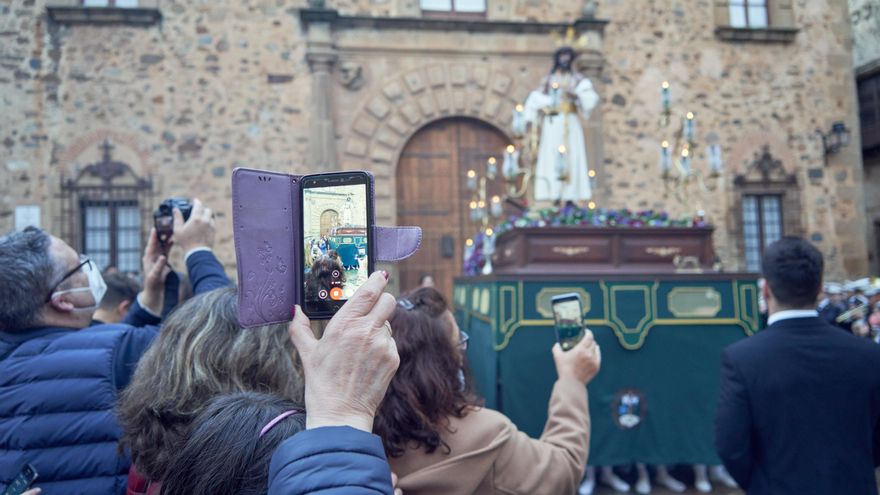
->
<box><xmin>767</xmin><ymin>309</ymin><xmax>819</xmax><ymax>326</ymax></box>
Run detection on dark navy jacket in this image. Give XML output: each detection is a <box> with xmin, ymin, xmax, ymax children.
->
<box><xmin>268</xmin><ymin>426</ymin><xmax>393</xmax><ymax>494</ymax></box>
<box><xmin>0</xmin><ymin>251</ymin><xmax>229</xmax><ymax>495</ymax></box>
<box><xmin>715</xmin><ymin>316</ymin><xmax>880</xmax><ymax>495</ymax></box>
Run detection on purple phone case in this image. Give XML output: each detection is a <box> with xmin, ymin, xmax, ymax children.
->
<box><xmin>232</xmin><ymin>167</ymin><xmax>422</xmax><ymax>327</ymax></box>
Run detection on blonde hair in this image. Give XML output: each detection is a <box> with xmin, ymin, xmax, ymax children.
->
<box><xmin>117</xmin><ymin>287</ymin><xmax>303</xmax><ymax>481</ymax></box>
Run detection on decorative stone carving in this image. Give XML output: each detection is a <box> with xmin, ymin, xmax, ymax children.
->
<box><xmin>338</xmin><ymin>61</ymin><xmax>365</xmax><ymax>91</ymax></box>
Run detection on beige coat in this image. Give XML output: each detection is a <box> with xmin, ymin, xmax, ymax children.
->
<box><xmin>390</xmin><ymin>377</ymin><xmax>590</xmax><ymax>495</ymax></box>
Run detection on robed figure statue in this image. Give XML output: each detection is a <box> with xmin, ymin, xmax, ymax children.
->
<box><xmin>524</xmin><ymin>47</ymin><xmax>599</xmax><ymax>202</ymax></box>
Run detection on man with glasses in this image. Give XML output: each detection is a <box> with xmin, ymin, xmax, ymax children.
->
<box><xmin>0</xmin><ymin>199</ymin><xmax>229</xmax><ymax>495</ymax></box>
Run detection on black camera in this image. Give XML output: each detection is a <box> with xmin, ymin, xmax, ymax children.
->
<box><xmin>153</xmin><ymin>197</ymin><xmax>193</xmax><ymax>245</ymax></box>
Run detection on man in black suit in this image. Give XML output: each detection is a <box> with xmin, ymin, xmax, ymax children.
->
<box><xmin>715</xmin><ymin>237</ymin><xmax>880</xmax><ymax>494</ymax></box>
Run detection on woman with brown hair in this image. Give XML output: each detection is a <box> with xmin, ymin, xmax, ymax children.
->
<box><xmin>117</xmin><ymin>287</ymin><xmax>303</xmax><ymax>494</ymax></box>
<box><xmin>374</xmin><ymin>287</ymin><xmax>601</xmax><ymax>495</ymax></box>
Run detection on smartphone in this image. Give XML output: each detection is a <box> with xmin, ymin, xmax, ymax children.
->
<box><xmin>301</xmin><ymin>171</ymin><xmax>375</xmax><ymax>319</ymax></box>
<box><xmin>552</xmin><ymin>293</ymin><xmax>585</xmax><ymax>351</ymax></box>
<box><xmin>3</xmin><ymin>464</ymin><xmax>37</xmax><ymax>495</ymax></box>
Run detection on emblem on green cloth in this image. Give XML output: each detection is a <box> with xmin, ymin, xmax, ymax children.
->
<box><xmin>613</xmin><ymin>389</ymin><xmax>646</xmax><ymax>430</ymax></box>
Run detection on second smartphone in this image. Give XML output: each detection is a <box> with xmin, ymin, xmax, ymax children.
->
<box><xmin>301</xmin><ymin>171</ymin><xmax>375</xmax><ymax>319</ymax></box>
<box><xmin>551</xmin><ymin>293</ymin><xmax>586</xmax><ymax>351</ymax></box>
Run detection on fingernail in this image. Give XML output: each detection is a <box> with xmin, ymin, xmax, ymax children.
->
<box><xmin>291</xmin><ymin>306</ymin><xmax>297</xmax><ymax>318</ymax></box>
<box><xmin>383</xmin><ymin>270</ymin><xmax>390</xmax><ymax>280</ymax></box>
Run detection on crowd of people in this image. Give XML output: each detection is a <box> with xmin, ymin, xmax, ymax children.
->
<box><xmin>0</xmin><ymin>199</ymin><xmax>878</xmax><ymax>495</ymax></box>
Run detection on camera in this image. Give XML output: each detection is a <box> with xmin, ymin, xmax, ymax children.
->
<box><xmin>153</xmin><ymin>197</ymin><xmax>193</xmax><ymax>245</ymax></box>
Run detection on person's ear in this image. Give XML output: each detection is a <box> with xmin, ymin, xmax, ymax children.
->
<box><xmin>48</xmin><ymin>294</ymin><xmax>75</xmax><ymax>313</ymax></box>
<box><xmin>761</xmin><ymin>280</ymin><xmax>772</xmax><ymax>303</ymax></box>
<box><xmin>117</xmin><ymin>299</ymin><xmax>132</xmax><ymax>317</ymax></box>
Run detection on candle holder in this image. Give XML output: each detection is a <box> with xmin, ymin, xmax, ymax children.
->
<box><xmin>658</xmin><ymin>81</ymin><xmax>722</xmax><ymax>210</ymax></box>
<box><xmin>466</xmin><ymin>155</ymin><xmax>505</xmax><ymax>235</ymax></box>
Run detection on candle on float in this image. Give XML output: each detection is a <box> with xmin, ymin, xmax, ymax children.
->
<box><xmin>708</xmin><ymin>144</ymin><xmax>723</xmax><ymax>173</ymax></box>
<box><xmin>556</xmin><ymin>145</ymin><xmax>567</xmax><ymax>177</ymax></box>
<box><xmin>680</xmin><ymin>146</ymin><xmax>691</xmax><ymax>174</ymax></box>
<box><xmin>490</xmin><ymin>195</ymin><xmax>503</xmax><ymax>217</ymax></box>
<box><xmin>469</xmin><ymin>200</ymin><xmax>479</xmax><ymax>221</ymax></box>
<box><xmin>660</xmin><ymin>140</ymin><xmax>672</xmax><ymax>172</ymax></box>
<box><xmin>464</xmin><ymin>238</ymin><xmax>474</xmax><ymax>261</ymax></box>
<box><xmin>685</xmin><ymin>112</ymin><xmax>695</xmax><ymax>142</ymax></box>
<box><xmin>467</xmin><ymin>169</ymin><xmax>477</xmax><ymax>191</ymax></box>
<box><xmin>551</xmin><ymin>82</ymin><xmax>561</xmax><ymax>108</ymax></box>
<box><xmin>487</xmin><ymin>156</ymin><xmax>498</xmax><ymax>179</ymax></box>
<box><xmin>512</xmin><ymin>104</ymin><xmax>525</xmax><ymax>135</ymax></box>
<box><xmin>502</xmin><ymin>144</ymin><xmax>519</xmax><ymax>180</ymax></box>
<box><xmin>661</xmin><ymin>81</ymin><xmax>671</xmax><ymax>111</ymax></box>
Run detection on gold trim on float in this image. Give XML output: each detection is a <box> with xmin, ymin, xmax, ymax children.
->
<box><xmin>667</xmin><ymin>287</ymin><xmax>722</xmax><ymax>318</ymax></box>
<box><xmin>480</xmin><ymin>288</ymin><xmax>491</xmax><ymax>314</ymax></box>
<box><xmin>487</xmin><ymin>280</ymin><xmax>757</xmax><ymax>351</ymax></box>
<box><xmin>738</xmin><ymin>282</ymin><xmax>759</xmax><ymax>335</ymax></box>
<box><xmin>609</xmin><ymin>284</ymin><xmax>653</xmax><ymax>335</ymax></box>
<box><xmin>534</xmin><ymin>287</ymin><xmax>592</xmax><ymax>319</ymax></box>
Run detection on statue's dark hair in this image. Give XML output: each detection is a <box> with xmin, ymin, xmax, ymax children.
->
<box><xmin>551</xmin><ymin>47</ymin><xmax>577</xmax><ymax>73</ymax></box>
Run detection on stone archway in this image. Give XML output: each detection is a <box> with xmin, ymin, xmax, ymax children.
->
<box><xmin>341</xmin><ymin>63</ymin><xmax>524</xmax><ymax>225</ymax></box>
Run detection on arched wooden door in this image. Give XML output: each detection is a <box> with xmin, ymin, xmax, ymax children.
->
<box><xmin>396</xmin><ymin>118</ymin><xmax>509</xmax><ymax>298</ymax></box>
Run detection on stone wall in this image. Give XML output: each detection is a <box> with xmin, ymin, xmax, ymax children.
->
<box><xmin>0</xmin><ymin>0</ymin><xmax>869</xmax><ymax>280</ymax></box>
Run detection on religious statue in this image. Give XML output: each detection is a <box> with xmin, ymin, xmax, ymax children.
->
<box><xmin>523</xmin><ymin>46</ymin><xmax>598</xmax><ymax>202</ymax></box>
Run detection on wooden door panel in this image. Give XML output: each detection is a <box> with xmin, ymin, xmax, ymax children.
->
<box><xmin>397</xmin><ymin>118</ymin><xmax>508</xmax><ymax>299</ymax></box>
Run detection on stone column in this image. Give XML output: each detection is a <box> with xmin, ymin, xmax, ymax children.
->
<box><xmin>303</xmin><ymin>18</ymin><xmax>338</xmax><ymax>171</ymax></box>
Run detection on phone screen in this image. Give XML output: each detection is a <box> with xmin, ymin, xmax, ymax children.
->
<box><xmin>302</xmin><ymin>175</ymin><xmax>371</xmax><ymax>316</ymax></box>
<box><xmin>4</xmin><ymin>464</ymin><xmax>37</xmax><ymax>495</ymax></box>
<box><xmin>553</xmin><ymin>295</ymin><xmax>585</xmax><ymax>351</ymax></box>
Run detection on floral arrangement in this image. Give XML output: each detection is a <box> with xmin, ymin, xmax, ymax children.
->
<box><xmin>463</xmin><ymin>205</ymin><xmax>710</xmax><ymax>276</ymax></box>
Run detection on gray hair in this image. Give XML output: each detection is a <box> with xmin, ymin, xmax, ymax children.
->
<box><xmin>0</xmin><ymin>227</ymin><xmax>61</xmax><ymax>332</ymax></box>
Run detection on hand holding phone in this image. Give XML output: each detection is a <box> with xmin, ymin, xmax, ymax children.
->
<box><xmin>552</xmin><ymin>293</ymin><xmax>586</xmax><ymax>351</ymax></box>
<box><xmin>3</xmin><ymin>464</ymin><xmax>37</xmax><ymax>495</ymax></box>
<box><xmin>301</xmin><ymin>172</ymin><xmax>375</xmax><ymax>319</ymax></box>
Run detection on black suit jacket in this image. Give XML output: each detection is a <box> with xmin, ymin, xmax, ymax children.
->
<box><xmin>715</xmin><ymin>316</ymin><xmax>880</xmax><ymax>495</ymax></box>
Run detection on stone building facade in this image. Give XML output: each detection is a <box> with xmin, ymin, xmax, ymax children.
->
<box><xmin>851</xmin><ymin>0</ymin><xmax>880</xmax><ymax>274</ymax></box>
<box><xmin>0</xmin><ymin>0</ymin><xmax>869</xmax><ymax>290</ymax></box>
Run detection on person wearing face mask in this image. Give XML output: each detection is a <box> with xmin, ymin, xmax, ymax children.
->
<box><xmin>0</xmin><ymin>199</ymin><xmax>229</xmax><ymax>495</ymax></box>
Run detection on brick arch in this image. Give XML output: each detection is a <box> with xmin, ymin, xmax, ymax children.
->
<box><xmin>343</xmin><ymin>62</ymin><xmax>524</xmax><ymax>177</ymax></box>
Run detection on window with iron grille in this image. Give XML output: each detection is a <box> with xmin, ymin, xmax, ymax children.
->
<box><xmin>728</xmin><ymin>0</ymin><xmax>769</xmax><ymax>28</ymax></box>
<box><xmin>82</xmin><ymin>201</ymin><xmax>142</xmax><ymax>273</ymax></box>
<box><xmin>60</xmin><ymin>141</ymin><xmax>154</xmax><ymax>275</ymax></box>
<box><xmin>742</xmin><ymin>195</ymin><xmax>783</xmax><ymax>272</ymax></box>
<box><xmin>858</xmin><ymin>73</ymin><xmax>880</xmax><ymax>151</ymax></box>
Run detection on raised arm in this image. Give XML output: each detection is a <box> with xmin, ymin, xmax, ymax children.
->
<box><xmin>172</xmin><ymin>199</ymin><xmax>231</xmax><ymax>295</ymax></box>
<box><xmin>493</xmin><ymin>332</ymin><xmax>600</xmax><ymax>495</ymax></box>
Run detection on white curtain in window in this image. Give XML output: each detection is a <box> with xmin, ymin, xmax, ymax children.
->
<box><xmin>742</xmin><ymin>196</ymin><xmax>761</xmax><ymax>272</ymax></box>
<box><xmin>82</xmin><ymin>0</ymin><xmax>111</xmax><ymax>6</ymax></box>
<box><xmin>420</xmin><ymin>0</ymin><xmax>452</xmax><ymax>10</ymax></box>
<box><xmin>84</xmin><ymin>206</ymin><xmax>111</xmax><ymax>270</ymax></box>
<box><xmin>454</xmin><ymin>0</ymin><xmax>486</xmax><ymax>12</ymax></box>
<box><xmin>115</xmin><ymin>0</ymin><xmax>139</xmax><ymax>8</ymax></box>
<box><xmin>116</xmin><ymin>206</ymin><xmax>141</xmax><ymax>273</ymax></box>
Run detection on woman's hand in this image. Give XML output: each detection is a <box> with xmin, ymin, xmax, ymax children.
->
<box><xmin>552</xmin><ymin>329</ymin><xmax>601</xmax><ymax>385</ymax></box>
<box><xmin>288</xmin><ymin>271</ymin><xmax>399</xmax><ymax>432</ymax></box>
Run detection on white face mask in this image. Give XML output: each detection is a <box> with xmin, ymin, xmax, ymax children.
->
<box><xmin>52</xmin><ymin>263</ymin><xmax>107</xmax><ymax>311</ymax></box>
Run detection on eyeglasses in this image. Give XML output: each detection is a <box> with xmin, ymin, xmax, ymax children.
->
<box><xmin>45</xmin><ymin>254</ymin><xmax>94</xmax><ymax>302</ymax></box>
<box><xmin>458</xmin><ymin>330</ymin><xmax>469</xmax><ymax>351</ymax></box>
